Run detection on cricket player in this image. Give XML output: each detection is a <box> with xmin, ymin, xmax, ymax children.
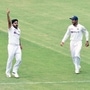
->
<box><xmin>5</xmin><ymin>10</ymin><xmax>22</xmax><ymax>78</ymax></box>
<box><xmin>60</xmin><ymin>16</ymin><xmax>89</xmax><ymax>74</ymax></box>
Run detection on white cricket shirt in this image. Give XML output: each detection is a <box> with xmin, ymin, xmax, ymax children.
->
<box><xmin>62</xmin><ymin>24</ymin><xmax>89</xmax><ymax>42</ymax></box>
<box><xmin>8</xmin><ymin>26</ymin><xmax>21</xmax><ymax>45</ymax></box>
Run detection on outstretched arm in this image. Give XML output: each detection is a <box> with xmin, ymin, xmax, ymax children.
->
<box><xmin>7</xmin><ymin>9</ymin><xmax>11</xmax><ymax>28</ymax></box>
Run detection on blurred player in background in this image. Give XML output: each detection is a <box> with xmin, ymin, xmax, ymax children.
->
<box><xmin>60</xmin><ymin>16</ymin><xmax>89</xmax><ymax>74</ymax></box>
<box><xmin>6</xmin><ymin>9</ymin><xmax>22</xmax><ymax>78</ymax></box>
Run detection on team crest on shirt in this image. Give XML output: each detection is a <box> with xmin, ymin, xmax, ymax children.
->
<box><xmin>77</xmin><ymin>28</ymin><xmax>79</xmax><ymax>30</ymax></box>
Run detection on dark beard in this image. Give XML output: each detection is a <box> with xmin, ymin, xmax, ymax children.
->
<box><xmin>13</xmin><ymin>25</ymin><xmax>18</xmax><ymax>29</ymax></box>
<box><xmin>73</xmin><ymin>23</ymin><xmax>77</xmax><ymax>26</ymax></box>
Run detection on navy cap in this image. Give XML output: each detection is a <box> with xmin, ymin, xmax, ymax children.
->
<box><xmin>69</xmin><ymin>16</ymin><xmax>78</xmax><ymax>20</ymax></box>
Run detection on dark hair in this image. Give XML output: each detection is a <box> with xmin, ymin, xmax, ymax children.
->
<box><xmin>12</xmin><ymin>19</ymin><xmax>18</xmax><ymax>24</ymax></box>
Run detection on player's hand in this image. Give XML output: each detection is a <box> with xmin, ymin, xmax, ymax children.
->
<box><xmin>7</xmin><ymin>9</ymin><xmax>10</xmax><ymax>14</ymax></box>
<box><xmin>60</xmin><ymin>42</ymin><xmax>64</xmax><ymax>46</ymax></box>
<box><xmin>85</xmin><ymin>41</ymin><xmax>89</xmax><ymax>47</ymax></box>
<box><xmin>20</xmin><ymin>45</ymin><xmax>23</xmax><ymax>50</ymax></box>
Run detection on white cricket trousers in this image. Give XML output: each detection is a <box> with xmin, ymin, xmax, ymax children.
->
<box><xmin>70</xmin><ymin>41</ymin><xmax>82</xmax><ymax>70</ymax></box>
<box><xmin>6</xmin><ymin>44</ymin><xmax>22</xmax><ymax>74</ymax></box>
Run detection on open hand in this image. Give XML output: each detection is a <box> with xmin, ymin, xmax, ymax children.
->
<box><xmin>7</xmin><ymin>9</ymin><xmax>10</xmax><ymax>14</ymax></box>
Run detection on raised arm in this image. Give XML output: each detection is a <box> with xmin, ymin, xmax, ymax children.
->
<box><xmin>7</xmin><ymin>10</ymin><xmax>11</xmax><ymax>28</ymax></box>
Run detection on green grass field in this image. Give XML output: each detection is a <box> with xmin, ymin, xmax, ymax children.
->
<box><xmin>0</xmin><ymin>0</ymin><xmax>90</xmax><ymax>90</ymax></box>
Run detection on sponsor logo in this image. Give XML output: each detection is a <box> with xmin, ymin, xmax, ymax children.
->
<box><xmin>14</xmin><ymin>31</ymin><xmax>20</xmax><ymax>35</ymax></box>
<box><xmin>71</xmin><ymin>31</ymin><xmax>79</xmax><ymax>33</ymax></box>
